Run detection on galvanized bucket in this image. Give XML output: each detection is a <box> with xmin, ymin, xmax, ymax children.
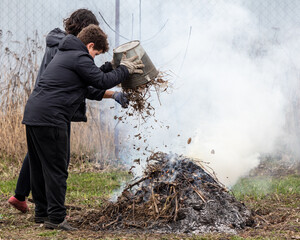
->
<box><xmin>113</xmin><ymin>40</ymin><xmax>158</xmax><ymax>89</ymax></box>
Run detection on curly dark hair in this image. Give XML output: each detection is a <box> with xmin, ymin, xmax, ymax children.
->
<box><xmin>77</xmin><ymin>24</ymin><xmax>109</xmax><ymax>53</ymax></box>
<box><xmin>63</xmin><ymin>9</ymin><xmax>99</xmax><ymax>36</ymax></box>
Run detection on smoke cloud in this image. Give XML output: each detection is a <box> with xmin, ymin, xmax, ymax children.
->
<box><xmin>3</xmin><ymin>0</ymin><xmax>298</xmax><ymax>186</ymax></box>
<box><xmin>116</xmin><ymin>1</ymin><xmax>299</xmax><ymax>186</ymax></box>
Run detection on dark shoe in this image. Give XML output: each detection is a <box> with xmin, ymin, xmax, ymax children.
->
<box><xmin>34</xmin><ymin>216</ymin><xmax>48</xmax><ymax>223</ymax></box>
<box><xmin>8</xmin><ymin>196</ymin><xmax>29</xmax><ymax>213</ymax></box>
<box><xmin>44</xmin><ymin>219</ymin><xmax>77</xmax><ymax>231</ymax></box>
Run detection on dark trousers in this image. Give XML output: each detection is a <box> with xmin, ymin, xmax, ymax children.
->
<box><xmin>15</xmin><ymin>124</ymin><xmax>71</xmax><ymax>198</ymax></box>
<box><xmin>15</xmin><ymin>153</ymin><xmax>31</xmax><ymax>197</ymax></box>
<box><xmin>26</xmin><ymin>125</ymin><xmax>69</xmax><ymax>223</ymax></box>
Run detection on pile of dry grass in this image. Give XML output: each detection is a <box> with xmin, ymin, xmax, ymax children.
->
<box><xmin>74</xmin><ymin>152</ymin><xmax>253</xmax><ymax>234</ymax></box>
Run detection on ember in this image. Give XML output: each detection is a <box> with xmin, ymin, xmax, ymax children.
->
<box><xmin>76</xmin><ymin>152</ymin><xmax>254</xmax><ymax>233</ymax></box>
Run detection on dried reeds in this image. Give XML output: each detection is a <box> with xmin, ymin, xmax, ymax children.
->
<box><xmin>0</xmin><ymin>31</ymin><xmax>118</xmax><ymax>171</ymax></box>
<box><xmin>0</xmin><ymin>31</ymin><xmax>41</xmax><ymax>164</ymax></box>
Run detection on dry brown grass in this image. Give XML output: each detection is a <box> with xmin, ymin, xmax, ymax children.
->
<box><xmin>70</xmin><ymin>104</ymin><xmax>117</xmax><ymax>168</ymax></box>
<box><xmin>0</xmin><ymin>32</ymin><xmax>39</xmax><ymax>165</ymax></box>
<box><xmin>0</xmin><ymin>31</ymin><xmax>117</xmax><ymax>171</ymax></box>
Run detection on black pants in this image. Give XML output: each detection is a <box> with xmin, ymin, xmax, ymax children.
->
<box><xmin>26</xmin><ymin>125</ymin><xmax>69</xmax><ymax>223</ymax></box>
<box><xmin>15</xmin><ymin>124</ymin><xmax>71</xmax><ymax>198</ymax></box>
<box><xmin>15</xmin><ymin>153</ymin><xmax>31</xmax><ymax>197</ymax></box>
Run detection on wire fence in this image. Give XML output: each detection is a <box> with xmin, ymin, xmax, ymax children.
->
<box><xmin>1</xmin><ymin>0</ymin><xmax>299</xmax><ymax>79</ymax></box>
<box><xmin>1</xmin><ymin>0</ymin><xmax>300</xmax><ymax>161</ymax></box>
<box><xmin>1</xmin><ymin>0</ymin><xmax>299</xmax><ymax>46</ymax></box>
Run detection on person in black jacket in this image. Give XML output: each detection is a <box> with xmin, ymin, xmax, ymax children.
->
<box><xmin>22</xmin><ymin>24</ymin><xmax>144</xmax><ymax>231</ymax></box>
<box><xmin>8</xmin><ymin>9</ymin><xmax>128</xmax><ymax>214</ymax></box>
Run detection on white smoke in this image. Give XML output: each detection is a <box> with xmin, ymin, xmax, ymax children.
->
<box><xmin>116</xmin><ymin>1</ymin><xmax>299</xmax><ymax>186</ymax></box>
<box><xmin>2</xmin><ymin>1</ymin><xmax>299</xmax><ymax>186</ymax></box>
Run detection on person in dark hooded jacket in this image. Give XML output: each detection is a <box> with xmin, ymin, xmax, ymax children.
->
<box><xmin>8</xmin><ymin>9</ymin><xmax>128</xmax><ymax>215</ymax></box>
<box><xmin>22</xmin><ymin>24</ymin><xmax>144</xmax><ymax>231</ymax></box>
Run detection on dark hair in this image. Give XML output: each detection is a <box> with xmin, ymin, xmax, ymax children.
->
<box><xmin>77</xmin><ymin>24</ymin><xmax>109</xmax><ymax>53</ymax></box>
<box><xmin>63</xmin><ymin>9</ymin><xmax>99</xmax><ymax>36</ymax></box>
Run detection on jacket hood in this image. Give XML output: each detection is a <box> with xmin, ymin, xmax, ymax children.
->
<box><xmin>46</xmin><ymin>28</ymin><xmax>66</xmax><ymax>47</ymax></box>
<box><xmin>58</xmin><ymin>34</ymin><xmax>88</xmax><ymax>53</ymax></box>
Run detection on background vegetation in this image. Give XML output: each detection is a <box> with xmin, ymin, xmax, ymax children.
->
<box><xmin>0</xmin><ymin>35</ymin><xmax>118</xmax><ymax>174</ymax></box>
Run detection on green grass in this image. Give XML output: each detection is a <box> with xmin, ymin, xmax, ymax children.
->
<box><xmin>231</xmin><ymin>174</ymin><xmax>300</xmax><ymax>201</ymax></box>
<box><xmin>38</xmin><ymin>230</ymin><xmax>59</xmax><ymax>237</ymax></box>
<box><xmin>0</xmin><ymin>178</ymin><xmax>17</xmax><ymax>195</ymax></box>
<box><xmin>66</xmin><ymin>171</ymin><xmax>130</xmax><ymax>206</ymax></box>
<box><xmin>0</xmin><ymin>170</ymin><xmax>131</xmax><ymax>207</ymax></box>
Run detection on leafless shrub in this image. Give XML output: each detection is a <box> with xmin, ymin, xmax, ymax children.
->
<box><xmin>0</xmin><ymin>31</ymin><xmax>41</xmax><ymax>164</ymax></box>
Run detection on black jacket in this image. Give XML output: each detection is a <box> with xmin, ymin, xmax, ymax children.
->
<box><xmin>35</xmin><ymin>28</ymin><xmax>66</xmax><ymax>88</ymax></box>
<box><xmin>35</xmin><ymin>28</ymin><xmax>108</xmax><ymax>122</ymax></box>
<box><xmin>22</xmin><ymin>34</ymin><xmax>129</xmax><ymax>128</ymax></box>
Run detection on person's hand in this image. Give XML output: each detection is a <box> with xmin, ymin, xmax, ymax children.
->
<box><xmin>112</xmin><ymin>91</ymin><xmax>129</xmax><ymax>108</ymax></box>
<box><xmin>120</xmin><ymin>54</ymin><xmax>145</xmax><ymax>74</ymax></box>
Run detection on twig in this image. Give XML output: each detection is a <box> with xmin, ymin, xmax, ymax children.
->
<box><xmin>191</xmin><ymin>185</ymin><xmax>206</xmax><ymax>202</ymax></box>
<box><xmin>123</xmin><ymin>177</ymin><xmax>148</xmax><ymax>191</ymax></box>
<box><xmin>133</xmin><ymin>200</ymin><xmax>135</xmax><ymax>223</ymax></box>
<box><xmin>182</xmin><ymin>173</ymin><xmax>207</xmax><ymax>202</ymax></box>
<box><xmin>174</xmin><ymin>195</ymin><xmax>178</xmax><ymax>221</ymax></box>
<box><xmin>255</xmin><ymin>214</ymin><xmax>270</xmax><ymax>224</ymax></box>
<box><xmin>151</xmin><ymin>187</ymin><xmax>159</xmax><ymax>214</ymax></box>
<box><xmin>103</xmin><ymin>216</ymin><xmax>120</xmax><ymax>228</ymax></box>
<box><xmin>154</xmin><ymin>84</ymin><xmax>162</xmax><ymax>106</ymax></box>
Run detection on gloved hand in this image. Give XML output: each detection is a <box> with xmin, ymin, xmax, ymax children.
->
<box><xmin>112</xmin><ymin>91</ymin><xmax>129</xmax><ymax>108</ymax></box>
<box><xmin>111</xmin><ymin>58</ymin><xmax>116</xmax><ymax>69</ymax></box>
<box><xmin>120</xmin><ymin>54</ymin><xmax>145</xmax><ymax>74</ymax></box>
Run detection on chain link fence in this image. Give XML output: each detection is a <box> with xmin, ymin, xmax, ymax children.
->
<box><xmin>1</xmin><ymin>0</ymin><xmax>299</xmax><ymax>48</ymax></box>
<box><xmin>1</xmin><ymin>0</ymin><xmax>300</xmax><ymax>162</ymax></box>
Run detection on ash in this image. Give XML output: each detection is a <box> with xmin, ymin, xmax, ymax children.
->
<box><xmin>79</xmin><ymin>152</ymin><xmax>254</xmax><ymax>233</ymax></box>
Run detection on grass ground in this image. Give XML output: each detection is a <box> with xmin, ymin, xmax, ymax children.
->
<box><xmin>0</xmin><ymin>157</ymin><xmax>299</xmax><ymax>240</ymax></box>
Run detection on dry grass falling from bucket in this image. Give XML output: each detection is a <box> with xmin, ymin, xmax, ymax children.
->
<box><xmin>120</xmin><ymin>72</ymin><xmax>171</xmax><ymax>123</ymax></box>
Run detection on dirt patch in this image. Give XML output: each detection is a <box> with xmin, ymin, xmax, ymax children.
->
<box><xmin>0</xmin><ymin>192</ymin><xmax>299</xmax><ymax>239</ymax></box>
<box><xmin>240</xmin><ymin>194</ymin><xmax>300</xmax><ymax>239</ymax></box>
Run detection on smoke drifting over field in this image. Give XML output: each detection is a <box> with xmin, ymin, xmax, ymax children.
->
<box><xmin>1</xmin><ymin>0</ymin><xmax>299</xmax><ymax>185</ymax></box>
<box><xmin>118</xmin><ymin>1</ymin><xmax>300</xmax><ymax>186</ymax></box>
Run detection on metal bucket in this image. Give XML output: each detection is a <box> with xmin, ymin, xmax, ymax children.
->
<box><xmin>113</xmin><ymin>40</ymin><xmax>159</xmax><ymax>89</ymax></box>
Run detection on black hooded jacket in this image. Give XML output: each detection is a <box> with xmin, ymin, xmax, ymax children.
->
<box><xmin>22</xmin><ymin>34</ymin><xmax>129</xmax><ymax>128</ymax></box>
<box><xmin>34</xmin><ymin>28</ymin><xmax>66</xmax><ymax>87</ymax></box>
<box><xmin>35</xmin><ymin>28</ymin><xmax>110</xmax><ymax>122</ymax></box>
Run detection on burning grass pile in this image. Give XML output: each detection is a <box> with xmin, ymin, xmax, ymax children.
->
<box><xmin>75</xmin><ymin>152</ymin><xmax>254</xmax><ymax>234</ymax></box>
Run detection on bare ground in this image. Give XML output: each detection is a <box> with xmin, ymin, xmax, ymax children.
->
<box><xmin>0</xmin><ymin>192</ymin><xmax>299</xmax><ymax>240</ymax></box>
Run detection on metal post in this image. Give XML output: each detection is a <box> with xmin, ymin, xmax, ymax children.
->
<box><xmin>114</xmin><ymin>0</ymin><xmax>120</xmax><ymax>160</ymax></box>
<box><xmin>139</xmin><ymin>0</ymin><xmax>142</xmax><ymax>41</ymax></box>
<box><xmin>115</xmin><ymin>0</ymin><xmax>120</xmax><ymax>47</ymax></box>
